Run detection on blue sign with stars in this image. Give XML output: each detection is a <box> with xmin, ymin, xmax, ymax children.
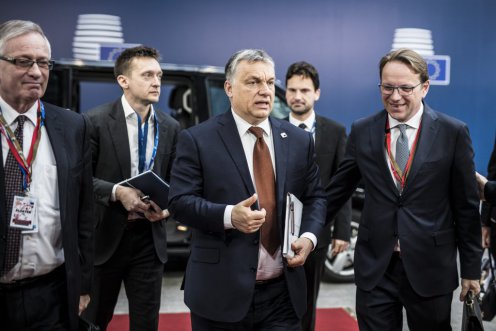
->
<box><xmin>424</xmin><ymin>55</ymin><xmax>451</xmax><ymax>86</ymax></box>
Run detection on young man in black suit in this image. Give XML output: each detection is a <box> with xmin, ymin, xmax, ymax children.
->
<box><xmin>326</xmin><ymin>48</ymin><xmax>482</xmax><ymax>330</ymax></box>
<box><xmin>0</xmin><ymin>20</ymin><xmax>94</xmax><ymax>330</ymax></box>
<box><xmin>83</xmin><ymin>46</ymin><xmax>180</xmax><ymax>331</ymax></box>
<box><xmin>285</xmin><ymin>61</ymin><xmax>351</xmax><ymax>331</ymax></box>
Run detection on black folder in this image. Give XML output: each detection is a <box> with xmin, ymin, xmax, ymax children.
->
<box><xmin>119</xmin><ymin>170</ymin><xmax>169</xmax><ymax>209</ymax></box>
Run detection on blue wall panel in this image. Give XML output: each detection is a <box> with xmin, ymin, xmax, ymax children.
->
<box><xmin>2</xmin><ymin>0</ymin><xmax>495</xmax><ymax>171</ymax></box>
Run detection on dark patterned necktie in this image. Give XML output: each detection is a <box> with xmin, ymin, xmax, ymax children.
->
<box><xmin>395</xmin><ymin>124</ymin><xmax>410</xmax><ymax>174</ymax></box>
<box><xmin>1</xmin><ymin>115</ymin><xmax>26</xmax><ymax>276</ymax></box>
<box><xmin>298</xmin><ymin>123</ymin><xmax>307</xmax><ymax>130</ymax></box>
<box><xmin>249</xmin><ymin>126</ymin><xmax>279</xmax><ymax>255</ymax></box>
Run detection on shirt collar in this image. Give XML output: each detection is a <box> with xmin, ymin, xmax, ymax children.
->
<box><xmin>231</xmin><ymin>108</ymin><xmax>271</xmax><ymax>137</ymax></box>
<box><xmin>289</xmin><ymin>109</ymin><xmax>315</xmax><ymax>130</ymax></box>
<box><xmin>0</xmin><ymin>96</ymin><xmax>38</xmax><ymax>127</ymax></box>
<box><xmin>388</xmin><ymin>103</ymin><xmax>423</xmax><ymax>130</ymax></box>
<box><xmin>121</xmin><ymin>95</ymin><xmax>155</xmax><ymax>121</ymax></box>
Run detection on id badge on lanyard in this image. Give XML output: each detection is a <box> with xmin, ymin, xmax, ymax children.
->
<box><xmin>1</xmin><ymin>100</ymin><xmax>45</xmax><ymax>233</ymax></box>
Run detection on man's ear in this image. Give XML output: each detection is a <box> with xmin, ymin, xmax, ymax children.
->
<box><xmin>315</xmin><ymin>88</ymin><xmax>321</xmax><ymax>101</ymax></box>
<box><xmin>224</xmin><ymin>80</ymin><xmax>233</xmax><ymax>98</ymax></box>
<box><xmin>117</xmin><ymin>75</ymin><xmax>128</xmax><ymax>89</ymax></box>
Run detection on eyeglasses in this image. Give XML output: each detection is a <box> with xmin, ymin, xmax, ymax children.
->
<box><xmin>0</xmin><ymin>55</ymin><xmax>54</xmax><ymax>70</ymax></box>
<box><xmin>378</xmin><ymin>82</ymin><xmax>423</xmax><ymax>96</ymax></box>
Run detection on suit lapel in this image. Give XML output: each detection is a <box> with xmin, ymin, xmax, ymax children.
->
<box><xmin>108</xmin><ymin>102</ymin><xmax>131</xmax><ymax>179</ymax></box>
<box><xmin>402</xmin><ymin>105</ymin><xmax>438</xmax><ymax>195</ymax></box>
<box><xmin>314</xmin><ymin>116</ymin><xmax>324</xmax><ymax>154</ymax></box>
<box><xmin>370</xmin><ymin>111</ymin><xmax>398</xmax><ymax>193</ymax></box>
<box><xmin>271</xmin><ymin>118</ymin><xmax>288</xmax><ymax>203</ymax></box>
<box><xmin>151</xmin><ymin>110</ymin><xmax>168</xmax><ymax>175</ymax></box>
<box><xmin>217</xmin><ymin>112</ymin><xmax>255</xmax><ymax>195</ymax></box>
<box><xmin>44</xmin><ymin>106</ymin><xmax>68</xmax><ymax>213</ymax></box>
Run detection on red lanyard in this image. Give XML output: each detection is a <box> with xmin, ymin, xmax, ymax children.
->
<box><xmin>385</xmin><ymin>118</ymin><xmax>421</xmax><ymax>189</ymax></box>
<box><xmin>0</xmin><ymin>100</ymin><xmax>44</xmax><ymax>191</ymax></box>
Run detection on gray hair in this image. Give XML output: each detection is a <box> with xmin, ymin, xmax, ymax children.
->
<box><xmin>0</xmin><ymin>20</ymin><xmax>51</xmax><ymax>57</ymax></box>
<box><xmin>225</xmin><ymin>49</ymin><xmax>274</xmax><ymax>82</ymax></box>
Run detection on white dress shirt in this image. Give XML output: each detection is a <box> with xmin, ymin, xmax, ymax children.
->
<box><xmin>289</xmin><ymin>110</ymin><xmax>316</xmax><ymax>140</ymax></box>
<box><xmin>386</xmin><ymin>104</ymin><xmax>424</xmax><ymax>187</ymax></box>
<box><xmin>111</xmin><ymin>95</ymin><xmax>157</xmax><ymax>210</ymax></box>
<box><xmin>0</xmin><ymin>96</ymin><xmax>63</xmax><ymax>282</ymax></box>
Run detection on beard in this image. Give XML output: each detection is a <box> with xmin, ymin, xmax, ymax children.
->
<box><xmin>290</xmin><ymin>103</ymin><xmax>312</xmax><ymax>116</ymax></box>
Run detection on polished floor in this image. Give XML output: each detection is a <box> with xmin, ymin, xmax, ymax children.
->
<box><xmin>113</xmin><ymin>259</ymin><xmax>496</xmax><ymax>331</ymax></box>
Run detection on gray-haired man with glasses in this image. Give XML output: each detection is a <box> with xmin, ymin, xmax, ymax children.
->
<box><xmin>325</xmin><ymin>48</ymin><xmax>481</xmax><ymax>330</ymax></box>
<box><xmin>0</xmin><ymin>20</ymin><xmax>94</xmax><ymax>331</ymax></box>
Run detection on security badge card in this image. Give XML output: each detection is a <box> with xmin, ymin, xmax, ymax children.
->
<box><xmin>10</xmin><ymin>195</ymin><xmax>38</xmax><ymax>233</ymax></box>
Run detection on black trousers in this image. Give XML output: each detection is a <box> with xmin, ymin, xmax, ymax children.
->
<box><xmin>191</xmin><ymin>276</ymin><xmax>301</xmax><ymax>331</ymax></box>
<box><xmin>301</xmin><ymin>245</ymin><xmax>327</xmax><ymax>331</ymax></box>
<box><xmin>83</xmin><ymin>220</ymin><xmax>164</xmax><ymax>331</ymax></box>
<box><xmin>356</xmin><ymin>253</ymin><xmax>452</xmax><ymax>331</ymax></box>
<box><xmin>0</xmin><ymin>265</ymin><xmax>70</xmax><ymax>331</ymax></box>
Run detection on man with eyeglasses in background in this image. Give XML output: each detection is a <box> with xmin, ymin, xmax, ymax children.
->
<box><xmin>325</xmin><ymin>48</ymin><xmax>482</xmax><ymax>330</ymax></box>
<box><xmin>0</xmin><ymin>20</ymin><xmax>94</xmax><ymax>330</ymax></box>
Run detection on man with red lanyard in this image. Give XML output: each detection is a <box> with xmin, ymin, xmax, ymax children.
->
<box><xmin>325</xmin><ymin>48</ymin><xmax>482</xmax><ymax>330</ymax></box>
<box><xmin>0</xmin><ymin>20</ymin><xmax>94</xmax><ymax>331</ymax></box>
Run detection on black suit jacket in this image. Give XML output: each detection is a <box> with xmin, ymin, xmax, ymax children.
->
<box><xmin>85</xmin><ymin>100</ymin><xmax>180</xmax><ymax>265</ymax></box>
<box><xmin>285</xmin><ymin>115</ymin><xmax>351</xmax><ymax>248</ymax></box>
<box><xmin>481</xmin><ymin>138</ymin><xmax>496</xmax><ymax>255</ymax></box>
<box><xmin>313</xmin><ymin>115</ymin><xmax>351</xmax><ymax>247</ymax></box>
<box><xmin>326</xmin><ymin>104</ymin><xmax>482</xmax><ymax>297</ymax></box>
<box><xmin>168</xmin><ymin>111</ymin><xmax>327</xmax><ymax>322</ymax></box>
<box><xmin>0</xmin><ymin>102</ymin><xmax>94</xmax><ymax>331</ymax></box>
<box><xmin>486</xmin><ymin>181</ymin><xmax>496</xmax><ymax>204</ymax></box>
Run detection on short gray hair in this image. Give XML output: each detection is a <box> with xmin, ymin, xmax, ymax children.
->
<box><xmin>225</xmin><ymin>49</ymin><xmax>274</xmax><ymax>82</ymax></box>
<box><xmin>0</xmin><ymin>20</ymin><xmax>51</xmax><ymax>57</ymax></box>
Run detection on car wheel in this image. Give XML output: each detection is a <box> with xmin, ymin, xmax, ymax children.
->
<box><xmin>324</xmin><ymin>211</ymin><xmax>360</xmax><ymax>283</ymax></box>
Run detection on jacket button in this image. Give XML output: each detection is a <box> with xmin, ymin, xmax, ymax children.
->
<box><xmin>253</xmin><ymin>239</ymin><xmax>259</xmax><ymax>245</ymax></box>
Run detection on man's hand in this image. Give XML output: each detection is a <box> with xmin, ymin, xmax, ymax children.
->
<box><xmin>459</xmin><ymin>279</ymin><xmax>480</xmax><ymax>301</ymax></box>
<box><xmin>482</xmin><ymin>226</ymin><xmax>491</xmax><ymax>248</ymax></box>
<box><xmin>115</xmin><ymin>185</ymin><xmax>149</xmax><ymax>213</ymax></box>
<box><xmin>144</xmin><ymin>200</ymin><xmax>170</xmax><ymax>222</ymax></box>
<box><xmin>476</xmin><ymin>172</ymin><xmax>488</xmax><ymax>201</ymax></box>
<box><xmin>286</xmin><ymin>237</ymin><xmax>314</xmax><ymax>267</ymax></box>
<box><xmin>331</xmin><ymin>239</ymin><xmax>349</xmax><ymax>256</ymax></box>
<box><xmin>231</xmin><ymin>194</ymin><xmax>266</xmax><ymax>233</ymax></box>
<box><xmin>78</xmin><ymin>294</ymin><xmax>90</xmax><ymax>315</ymax></box>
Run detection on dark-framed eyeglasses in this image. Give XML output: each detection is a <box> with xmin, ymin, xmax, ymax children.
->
<box><xmin>378</xmin><ymin>82</ymin><xmax>423</xmax><ymax>96</ymax></box>
<box><xmin>0</xmin><ymin>55</ymin><xmax>54</xmax><ymax>70</ymax></box>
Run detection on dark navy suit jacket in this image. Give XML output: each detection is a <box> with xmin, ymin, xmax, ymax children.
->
<box><xmin>326</xmin><ymin>104</ymin><xmax>482</xmax><ymax>297</ymax></box>
<box><xmin>168</xmin><ymin>111</ymin><xmax>327</xmax><ymax>322</ymax></box>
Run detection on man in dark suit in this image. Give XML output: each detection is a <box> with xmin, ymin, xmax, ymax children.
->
<box><xmin>284</xmin><ymin>61</ymin><xmax>351</xmax><ymax>331</ymax></box>
<box><xmin>168</xmin><ymin>49</ymin><xmax>327</xmax><ymax>330</ymax></box>
<box><xmin>326</xmin><ymin>48</ymin><xmax>482</xmax><ymax>330</ymax></box>
<box><xmin>83</xmin><ymin>46</ymin><xmax>180</xmax><ymax>330</ymax></box>
<box><xmin>479</xmin><ymin>139</ymin><xmax>496</xmax><ymax>258</ymax></box>
<box><xmin>0</xmin><ymin>20</ymin><xmax>94</xmax><ymax>331</ymax></box>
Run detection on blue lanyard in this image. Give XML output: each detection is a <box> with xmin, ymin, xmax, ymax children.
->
<box><xmin>137</xmin><ymin>111</ymin><xmax>159</xmax><ymax>173</ymax></box>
